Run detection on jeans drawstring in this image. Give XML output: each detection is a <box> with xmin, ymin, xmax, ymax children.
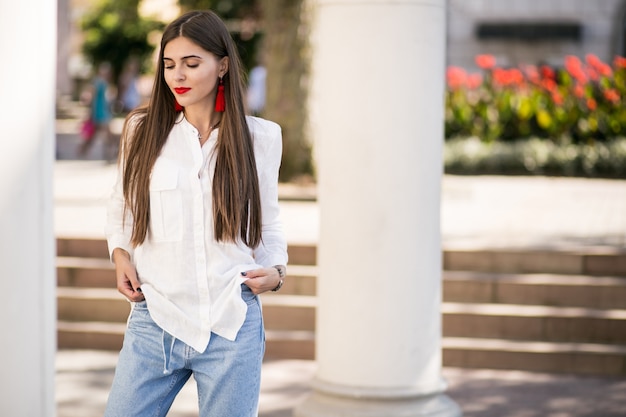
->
<box><xmin>162</xmin><ymin>330</ymin><xmax>176</xmax><ymax>375</ymax></box>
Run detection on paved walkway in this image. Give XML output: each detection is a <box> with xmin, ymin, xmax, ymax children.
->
<box><xmin>54</xmin><ymin>160</ymin><xmax>626</xmax><ymax>252</ymax></box>
<box><xmin>56</xmin><ymin>349</ymin><xmax>626</xmax><ymax>417</ymax></box>
<box><xmin>54</xmin><ymin>129</ymin><xmax>626</xmax><ymax>416</ymax></box>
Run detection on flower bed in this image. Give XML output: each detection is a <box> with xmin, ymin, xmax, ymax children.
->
<box><xmin>444</xmin><ymin>54</ymin><xmax>626</xmax><ymax>178</ymax></box>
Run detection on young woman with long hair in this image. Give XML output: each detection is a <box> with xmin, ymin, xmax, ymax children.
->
<box><xmin>104</xmin><ymin>10</ymin><xmax>287</xmax><ymax>417</ymax></box>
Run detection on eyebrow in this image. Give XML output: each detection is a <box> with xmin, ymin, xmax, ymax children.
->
<box><xmin>163</xmin><ymin>55</ymin><xmax>203</xmax><ymax>61</ymax></box>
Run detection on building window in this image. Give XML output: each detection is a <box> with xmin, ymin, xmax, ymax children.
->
<box><xmin>476</xmin><ymin>22</ymin><xmax>582</xmax><ymax>42</ymax></box>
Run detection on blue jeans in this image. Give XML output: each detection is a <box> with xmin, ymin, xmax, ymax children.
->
<box><xmin>104</xmin><ymin>285</ymin><xmax>265</xmax><ymax>417</ymax></box>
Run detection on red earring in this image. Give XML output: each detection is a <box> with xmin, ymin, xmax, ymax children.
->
<box><xmin>174</xmin><ymin>99</ymin><xmax>183</xmax><ymax>112</ymax></box>
<box><xmin>215</xmin><ymin>77</ymin><xmax>225</xmax><ymax>112</ymax></box>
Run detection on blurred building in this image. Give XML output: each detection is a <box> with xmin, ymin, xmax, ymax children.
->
<box><xmin>447</xmin><ymin>0</ymin><xmax>626</xmax><ymax>69</ymax></box>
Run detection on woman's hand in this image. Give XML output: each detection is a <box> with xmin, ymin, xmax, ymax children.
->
<box><xmin>112</xmin><ymin>248</ymin><xmax>144</xmax><ymax>302</ymax></box>
<box><xmin>241</xmin><ymin>266</ymin><xmax>284</xmax><ymax>295</ymax></box>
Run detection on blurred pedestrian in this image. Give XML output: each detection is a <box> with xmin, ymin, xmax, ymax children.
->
<box><xmin>78</xmin><ymin>62</ymin><xmax>115</xmax><ymax>160</ymax></box>
<box><xmin>247</xmin><ymin>63</ymin><xmax>266</xmax><ymax>116</ymax></box>
<box><xmin>104</xmin><ymin>10</ymin><xmax>287</xmax><ymax>417</ymax></box>
<box><xmin>118</xmin><ymin>57</ymin><xmax>141</xmax><ymax>113</ymax></box>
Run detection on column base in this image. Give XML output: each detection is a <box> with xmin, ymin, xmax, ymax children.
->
<box><xmin>294</xmin><ymin>390</ymin><xmax>462</xmax><ymax>417</ymax></box>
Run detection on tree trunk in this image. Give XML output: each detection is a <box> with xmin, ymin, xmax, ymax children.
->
<box><xmin>260</xmin><ymin>0</ymin><xmax>312</xmax><ymax>181</ymax></box>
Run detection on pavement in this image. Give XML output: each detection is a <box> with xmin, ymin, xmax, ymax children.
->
<box><xmin>54</xmin><ymin>124</ymin><xmax>626</xmax><ymax>416</ymax></box>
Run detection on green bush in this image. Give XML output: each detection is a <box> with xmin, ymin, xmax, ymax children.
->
<box><xmin>444</xmin><ymin>136</ymin><xmax>626</xmax><ymax>178</ymax></box>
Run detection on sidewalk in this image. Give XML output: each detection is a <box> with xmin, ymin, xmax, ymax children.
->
<box><xmin>54</xmin><ymin>160</ymin><xmax>626</xmax><ymax>252</ymax></box>
<box><xmin>56</xmin><ymin>349</ymin><xmax>626</xmax><ymax>417</ymax></box>
<box><xmin>54</xmin><ymin>129</ymin><xmax>626</xmax><ymax>416</ymax></box>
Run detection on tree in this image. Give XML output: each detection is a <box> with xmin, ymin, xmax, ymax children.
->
<box><xmin>260</xmin><ymin>0</ymin><xmax>312</xmax><ymax>181</ymax></box>
<box><xmin>81</xmin><ymin>0</ymin><xmax>163</xmax><ymax>90</ymax></box>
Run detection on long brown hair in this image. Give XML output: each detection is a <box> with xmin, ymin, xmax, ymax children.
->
<box><xmin>120</xmin><ymin>10</ymin><xmax>262</xmax><ymax>248</ymax></box>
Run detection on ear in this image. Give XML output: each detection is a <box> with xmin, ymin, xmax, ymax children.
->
<box><xmin>219</xmin><ymin>56</ymin><xmax>229</xmax><ymax>78</ymax></box>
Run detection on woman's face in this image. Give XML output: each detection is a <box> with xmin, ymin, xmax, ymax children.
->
<box><xmin>163</xmin><ymin>36</ymin><xmax>228</xmax><ymax>110</ymax></box>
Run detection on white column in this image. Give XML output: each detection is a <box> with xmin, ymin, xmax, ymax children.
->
<box><xmin>296</xmin><ymin>0</ymin><xmax>461</xmax><ymax>415</ymax></box>
<box><xmin>0</xmin><ymin>1</ymin><xmax>57</xmax><ymax>416</ymax></box>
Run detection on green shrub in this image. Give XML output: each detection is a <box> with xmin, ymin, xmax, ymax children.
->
<box><xmin>444</xmin><ymin>137</ymin><xmax>626</xmax><ymax>178</ymax></box>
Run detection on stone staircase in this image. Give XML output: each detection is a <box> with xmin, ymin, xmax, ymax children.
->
<box><xmin>57</xmin><ymin>237</ymin><xmax>626</xmax><ymax>376</ymax></box>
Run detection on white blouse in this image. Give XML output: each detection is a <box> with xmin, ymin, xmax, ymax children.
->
<box><xmin>106</xmin><ymin>113</ymin><xmax>288</xmax><ymax>352</ymax></box>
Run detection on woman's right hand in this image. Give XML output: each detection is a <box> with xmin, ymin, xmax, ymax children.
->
<box><xmin>112</xmin><ymin>248</ymin><xmax>144</xmax><ymax>302</ymax></box>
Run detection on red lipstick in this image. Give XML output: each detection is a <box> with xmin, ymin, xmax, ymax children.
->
<box><xmin>174</xmin><ymin>87</ymin><xmax>191</xmax><ymax>94</ymax></box>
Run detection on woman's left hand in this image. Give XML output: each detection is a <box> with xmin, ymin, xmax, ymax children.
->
<box><xmin>241</xmin><ymin>267</ymin><xmax>282</xmax><ymax>294</ymax></box>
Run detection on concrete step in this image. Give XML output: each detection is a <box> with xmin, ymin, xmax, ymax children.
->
<box><xmin>57</xmin><ymin>237</ymin><xmax>109</xmax><ymax>259</ymax></box>
<box><xmin>264</xmin><ymin>330</ymin><xmax>315</xmax><ymax>360</ymax></box>
<box><xmin>58</xmin><ymin>257</ymin><xmax>626</xmax><ymax>311</ymax></box>
<box><xmin>56</xmin><ymin>237</ymin><xmax>318</xmax><ymax>266</ymax></box>
<box><xmin>57</xmin><ymin>320</ymin><xmax>125</xmax><ymax>351</ymax></box>
<box><xmin>57</xmin><ymin>287</ymin><xmax>130</xmax><ymax>322</ymax></box>
<box><xmin>54</xmin><ymin>237</ymin><xmax>626</xmax><ymax>375</ymax></box>
<box><xmin>58</xmin><ymin>287</ymin><xmax>626</xmax><ymax>345</ymax></box>
<box><xmin>57</xmin><ymin>320</ymin><xmax>315</xmax><ymax>360</ymax></box>
<box><xmin>272</xmin><ymin>335</ymin><xmax>626</xmax><ymax>376</ymax></box>
<box><xmin>442</xmin><ymin>337</ymin><xmax>626</xmax><ymax>376</ymax></box>
<box><xmin>56</xmin><ymin>288</ymin><xmax>317</xmax><ymax>331</ymax></box>
<box><xmin>444</xmin><ymin>248</ymin><xmax>626</xmax><ymax>276</ymax></box>
<box><xmin>57</xmin><ymin>237</ymin><xmax>626</xmax><ymax>276</ymax></box>
<box><xmin>57</xmin><ymin>258</ymin><xmax>317</xmax><ymax>296</ymax></box>
<box><xmin>274</xmin><ymin>265</ymin><xmax>317</xmax><ymax>296</ymax></box>
<box><xmin>443</xmin><ymin>270</ymin><xmax>626</xmax><ymax>309</ymax></box>
<box><xmin>261</xmin><ymin>294</ymin><xmax>317</xmax><ymax>331</ymax></box>
<box><xmin>57</xmin><ymin>256</ymin><xmax>115</xmax><ymax>288</ymax></box>
<box><xmin>57</xmin><ymin>322</ymin><xmax>626</xmax><ymax>375</ymax></box>
<box><xmin>442</xmin><ymin>302</ymin><xmax>626</xmax><ymax>344</ymax></box>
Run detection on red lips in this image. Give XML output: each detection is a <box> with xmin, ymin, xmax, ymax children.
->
<box><xmin>174</xmin><ymin>87</ymin><xmax>191</xmax><ymax>94</ymax></box>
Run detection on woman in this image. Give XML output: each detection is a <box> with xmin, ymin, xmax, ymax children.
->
<box><xmin>104</xmin><ymin>10</ymin><xmax>287</xmax><ymax>417</ymax></box>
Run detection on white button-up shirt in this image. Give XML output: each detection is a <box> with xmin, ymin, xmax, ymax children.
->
<box><xmin>106</xmin><ymin>114</ymin><xmax>288</xmax><ymax>352</ymax></box>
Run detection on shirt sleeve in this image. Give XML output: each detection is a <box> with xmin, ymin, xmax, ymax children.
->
<box><xmin>252</xmin><ymin>118</ymin><xmax>289</xmax><ymax>267</ymax></box>
<box><xmin>104</xmin><ymin>115</ymin><xmax>139</xmax><ymax>262</ymax></box>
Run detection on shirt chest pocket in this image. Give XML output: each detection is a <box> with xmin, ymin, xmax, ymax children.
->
<box><xmin>149</xmin><ymin>159</ymin><xmax>183</xmax><ymax>242</ymax></box>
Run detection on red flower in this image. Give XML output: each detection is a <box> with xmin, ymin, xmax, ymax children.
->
<box><xmin>586</xmin><ymin>98</ymin><xmax>597</xmax><ymax>111</ymax></box>
<box><xmin>585</xmin><ymin>54</ymin><xmax>602</xmax><ymax>68</ymax></box>
<box><xmin>604</xmin><ymin>88</ymin><xmax>620</xmax><ymax>103</ymax></box>
<box><xmin>574</xmin><ymin>84</ymin><xmax>585</xmax><ymax>98</ymax></box>
<box><xmin>540</xmin><ymin>65</ymin><xmax>555</xmax><ymax>80</ymax></box>
<box><xmin>475</xmin><ymin>54</ymin><xmax>496</xmax><ymax>70</ymax></box>
<box><xmin>541</xmin><ymin>78</ymin><xmax>557</xmax><ymax>93</ymax></box>
<box><xmin>565</xmin><ymin>55</ymin><xmax>583</xmax><ymax>71</ymax></box>
<box><xmin>586</xmin><ymin>54</ymin><xmax>612</xmax><ymax>77</ymax></box>
<box><xmin>565</xmin><ymin>55</ymin><xmax>588</xmax><ymax>84</ymax></box>
<box><xmin>598</xmin><ymin>64</ymin><xmax>612</xmax><ymax>77</ymax></box>
<box><xmin>493</xmin><ymin>68</ymin><xmax>525</xmax><ymax>87</ymax></box>
<box><xmin>466</xmin><ymin>73</ymin><xmax>483</xmax><ymax>89</ymax></box>
<box><xmin>552</xmin><ymin>91</ymin><xmax>564</xmax><ymax>106</ymax></box>
<box><xmin>613</xmin><ymin>56</ymin><xmax>626</xmax><ymax>69</ymax></box>
<box><xmin>524</xmin><ymin>65</ymin><xmax>540</xmax><ymax>84</ymax></box>
<box><xmin>446</xmin><ymin>66</ymin><xmax>467</xmax><ymax>89</ymax></box>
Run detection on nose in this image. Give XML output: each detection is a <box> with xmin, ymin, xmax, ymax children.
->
<box><xmin>173</xmin><ymin>66</ymin><xmax>185</xmax><ymax>81</ymax></box>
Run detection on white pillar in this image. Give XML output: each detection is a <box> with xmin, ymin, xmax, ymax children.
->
<box><xmin>296</xmin><ymin>0</ymin><xmax>461</xmax><ymax>415</ymax></box>
<box><xmin>0</xmin><ymin>1</ymin><xmax>57</xmax><ymax>416</ymax></box>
